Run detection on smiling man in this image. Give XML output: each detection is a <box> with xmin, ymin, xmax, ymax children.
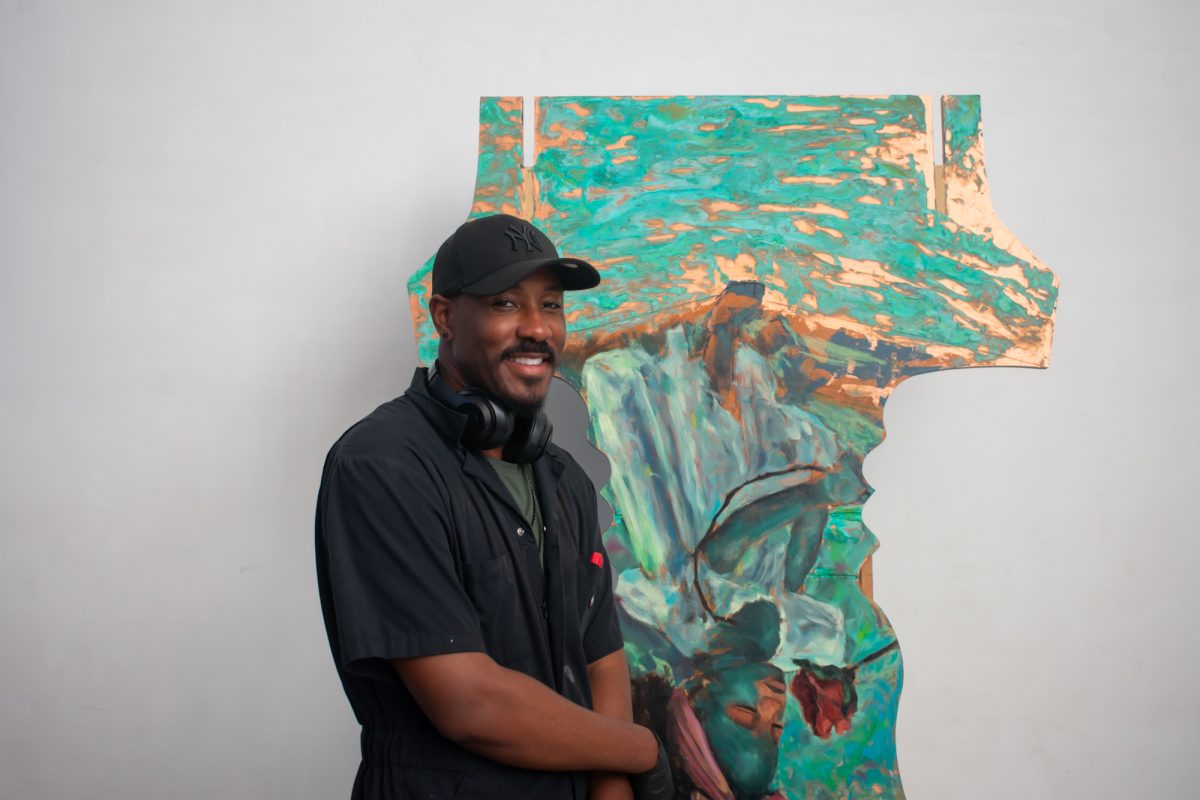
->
<box><xmin>315</xmin><ymin>215</ymin><xmax>672</xmax><ymax>800</ymax></box>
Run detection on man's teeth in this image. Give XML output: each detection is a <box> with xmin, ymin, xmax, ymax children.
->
<box><xmin>512</xmin><ymin>356</ymin><xmax>545</xmax><ymax>366</ymax></box>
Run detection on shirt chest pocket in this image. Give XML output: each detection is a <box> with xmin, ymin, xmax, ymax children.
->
<box><xmin>461</xmin><ymin>553</ymin><xmax>533</xmax><ymax>667</ymax></box>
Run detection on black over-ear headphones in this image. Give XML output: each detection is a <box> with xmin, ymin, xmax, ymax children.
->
<box><xmin>426</xmin><ymin>364</ymin><xmax>553</xmax><ymax>464</ymax></box>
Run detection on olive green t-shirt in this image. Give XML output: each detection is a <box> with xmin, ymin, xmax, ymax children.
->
<box><xmin>486</xmin><ymin>457</ymin><xmax>543</xmax><ymax>565</ymax></box>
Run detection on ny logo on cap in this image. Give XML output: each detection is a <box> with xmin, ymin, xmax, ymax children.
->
<box><xmin>504</xmin><ymin>223</ymin><xmax>544</xmax><ymax>253</ymax></box>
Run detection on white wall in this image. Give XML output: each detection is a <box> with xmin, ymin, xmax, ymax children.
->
<box><xmin>2</xmin><ymin>1</ymin><xmax>1195</xmax><ymax>798</ymax></box>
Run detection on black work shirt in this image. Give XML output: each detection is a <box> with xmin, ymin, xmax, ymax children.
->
<box><xmin>315</xmin><ymin>368</ymin><xmax>624</xmax><ymax>800</ymax></box>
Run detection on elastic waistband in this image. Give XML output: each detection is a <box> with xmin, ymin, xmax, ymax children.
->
<box><xmin>360</xmin><ymin>727</ymin><xmax>480</xmax><ymax>770</ymax></box>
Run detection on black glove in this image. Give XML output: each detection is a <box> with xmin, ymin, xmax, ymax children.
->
<box><xmin>628</xmin><ymin>731</ymin><xmax>674</xmax><ymax>800</ymax></box>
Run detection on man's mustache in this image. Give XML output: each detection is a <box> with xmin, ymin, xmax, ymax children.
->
<box><xmin>501</xmin><ymin>343</ymin><xmax>556</xmax><ymax>363</ymax></box>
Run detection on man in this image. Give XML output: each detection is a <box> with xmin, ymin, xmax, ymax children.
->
<box><xmin>315</xmin><ymin>214</ymin><xmax>672</xmax><ymax>800</ymax></box>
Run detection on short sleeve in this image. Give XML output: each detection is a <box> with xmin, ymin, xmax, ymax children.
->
<box><xmin>578</xmin><ymin>475</ymin><xmax>625</xmax><ymax>665</ymax></box>
<box><xmin>320</xmin><ymin>453</ymin><xmax>486</xmax><ymax>679</ymax></box>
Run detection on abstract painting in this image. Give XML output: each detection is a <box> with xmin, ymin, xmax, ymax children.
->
<box><xmin>408</xmin><ymin>95</ymin><xmax>1058</xmax><ymax>799</ymax></box>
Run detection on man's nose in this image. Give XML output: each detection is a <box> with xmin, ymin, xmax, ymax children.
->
<box><xmin>516</xmin><ymin>304</ymin><xmax>552</xmax><ymax>341</ymax></box>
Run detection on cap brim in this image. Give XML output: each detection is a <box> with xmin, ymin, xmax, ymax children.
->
<box><xmin>457</xmin><ymin>257</ymin><xmax>601</xmax><ymax>295</ymax></box>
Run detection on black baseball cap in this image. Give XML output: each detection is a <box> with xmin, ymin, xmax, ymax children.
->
<box><xmin>431</xmin><ymin>214</ymin><xmax>601</xmax><ymax>297</ymax></box>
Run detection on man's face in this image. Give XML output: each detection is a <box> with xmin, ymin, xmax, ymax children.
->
<box><xmin>691</xmin><ymin>661</ymin><xmax>787</xmax><ymax>797</ymax></box>
<box><xmin>436</xmin><ymin>267</ymin><xmax>567</xmax><ymax>415</ymax></box>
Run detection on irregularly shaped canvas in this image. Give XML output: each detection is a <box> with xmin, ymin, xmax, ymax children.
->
<box><xmin>409</xmin><ymin>95</ymin><xmax>1058</xmax><ymax>800</ymax></box>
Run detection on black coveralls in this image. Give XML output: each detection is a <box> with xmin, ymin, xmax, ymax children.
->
<box><xmin>316</xmin><ymin>369</ymin><xmax>624</xmax><ymax>799</ymax></box>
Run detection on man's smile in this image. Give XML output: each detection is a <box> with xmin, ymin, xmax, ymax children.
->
<box><xmin>501</xmin><ymin>341</ymin><xmax>556</xmax><ymax>379</ymax></box>
<box><xmin>504</xmin><ymin>351</ymin><xmax>554</xmax><ymax>377</ymax></box>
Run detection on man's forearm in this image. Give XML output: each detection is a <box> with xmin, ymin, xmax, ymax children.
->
<box><xmin>588</xmin><ymin>650</ymin><xmax>636</xmax><ymax>799</ymax></box>
<box><xmin>454</xmin><ymin>664</ymin><xmax>655</xmax><ymax>772</ymax></box>
<box><xmin>588</xmin><ymin>648</ymin><xmax>634</xmax><ymax>722</ymax></box>
<box><xmin>393</xmin><ymin>652</ymin><xmax>658</xmax><ymax>774</ymax></box>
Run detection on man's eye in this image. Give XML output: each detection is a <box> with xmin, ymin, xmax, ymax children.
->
<box><xmin>543</xmin><ymin>301</ymin><xmax>562</xmax><ymax>311</ymax></box>
<box><xmin>726</xmin><ymin>704</ymin><xmax>758</xmax><ymax>730</ymax></box>
<box><xmin>493</xmin><ymin>299</ymin><xmax>517</xmax><ymax>309</ymax></box>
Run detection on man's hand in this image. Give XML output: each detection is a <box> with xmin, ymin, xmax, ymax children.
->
<box><xmin>627</xmin><ymin>733</ymin><xmax>674</xmax><ymax>800</ymax></box>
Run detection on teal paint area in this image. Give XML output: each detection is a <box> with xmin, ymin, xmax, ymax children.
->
<box><xmin>409</xmin><ymin>95</ymin><xmax>1057</xmax><ymax>372</ymax></box>
<box><xmin>779</xmin><ymin>647</ymin><xmax>905</xmax><ymax>799</ymax></box>
<box><xmin>943</xmin><ymin>95</ymin><xmax>982</xmax><ymax>173</ymax></box>
<box><xmin>407</xmin><ymin>96</ymin><xmax>1058</xmax><ymax>799</ymax></box>
<box><xmin>584</xmin><ymin>313</ymin><xmax>901</xmax><ymax>799</ymax></box>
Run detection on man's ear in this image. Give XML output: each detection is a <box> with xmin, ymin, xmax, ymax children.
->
<box><xmin>428</xmin><ymin>294</ymin><xmax>454</xmax><ymax>341</ymax></box>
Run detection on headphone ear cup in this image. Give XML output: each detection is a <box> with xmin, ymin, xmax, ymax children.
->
<box><xmin>427</xmin><ymin>367</ymin><xmax>547</xmax><ymax>457</ymax></box>
<box><xmin>503</xmin><ymin>411</ymin><xmax>552</xmax><ymax>464</ymax></box>
<box><xmin>458</xmin><ymin>389</ymin><xmax>513</xmax><ymax>450</ymax></box>
<box><xmin>426</xmin><ymin>369</ymin><xmax>514</xmax><ymax>450</ymax></box>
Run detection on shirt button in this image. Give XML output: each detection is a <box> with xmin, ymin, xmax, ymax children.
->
<box><xmin>516</xmin><ymin>527</ymin><xmax>525</xmax><ymax>537</ymax></box>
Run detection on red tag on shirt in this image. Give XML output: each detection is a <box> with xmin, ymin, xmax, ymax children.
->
<box><xmin>590</xmin><ymin>551</ymin><xmax>604</xmax><ymax>568</ymax></box>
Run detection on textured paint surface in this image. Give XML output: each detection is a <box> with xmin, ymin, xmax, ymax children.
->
<box><xmin>407</xmin><ymin>96</ymin><xmax>1058</xmax><ymax>799</ymax></box>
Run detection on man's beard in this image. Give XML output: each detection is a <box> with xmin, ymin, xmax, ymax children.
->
<box><xmin>506</xmin><ymin>397</ymin><xmax>546</xmax><ymax>420</ymax></box>
<box><xmin>495</xmin><ymin>342</ymin><xmax>554</xmax><ymax>420</ymax></box>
